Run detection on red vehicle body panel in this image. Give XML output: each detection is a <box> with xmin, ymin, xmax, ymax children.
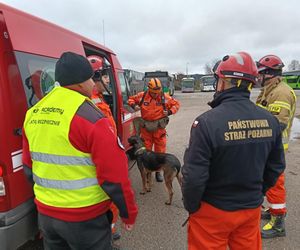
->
<box><xmin>0</xmin><ymin>3</ymin><xmax>138</xmax><ymax>249</ymax></box>
<box><xmin>2</xmin><ymin>4</ymin><xmax>113</xmax><ymax>58</ymax></box>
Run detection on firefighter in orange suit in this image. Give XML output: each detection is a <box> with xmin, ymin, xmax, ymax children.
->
<box><xmin>87</xmin><ymin>55</ymin><xmax>120</xmax><ymax>241</ymax></box>
<box><xmin>128</xmin><ymin>78</ymin><xmax>180</xmax><ymax>182</ymax></box>
<box><xmin>182</xmin><ymin>52</ymin><xmax>285</xmax><ymax>250</ymax></box>
<box><xmin>256</xmin><ymin>55</ymin><xmax>296</xmax><ymax>238</ymax></box>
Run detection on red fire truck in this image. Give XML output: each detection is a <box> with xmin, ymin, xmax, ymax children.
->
<box><xmin>0</xmin><ymin>3</ymin><xmax>139</xmax><ymax>249</ymax></box>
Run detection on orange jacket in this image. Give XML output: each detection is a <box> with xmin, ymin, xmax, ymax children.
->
<box><xmin>128</xmin><ymin>91</ymin><xmax>180</xmax><ymax>121</ymax></box>
<box><xmin>91</xmin><ymin>90</ymin><xmax>117</xmax><ymax>134</ymax></box>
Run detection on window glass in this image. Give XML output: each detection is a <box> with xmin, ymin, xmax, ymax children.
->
<box><xmin>14</xmin><ymin>52</ymin><xmax>57</xmax><ymax>107</ymax></box>
<box><xmin>118</xmin><ymin>72</ymin><xmax>130</xmax><ymax>104</ymax></box>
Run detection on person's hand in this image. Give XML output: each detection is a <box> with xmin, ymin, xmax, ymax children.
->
<box><xmin>123</xmin><ymin>223</ymin><xmax>134</xmax><ymax>231</ymax></box>
<box><xmin>134</xmin><ymin>105</ymin><xmax>141</xmax><ymax>111</ymax></box>
<box><xmin>163</xmin><ymin>110</ymin><xmax>168</xmax><ymax>116</ymax></box>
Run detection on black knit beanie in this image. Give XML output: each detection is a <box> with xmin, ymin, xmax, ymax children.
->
<box><xmin>55</xmin><ymin>52</ymin><xmax>94</xmax><ymax>86</ymax></box>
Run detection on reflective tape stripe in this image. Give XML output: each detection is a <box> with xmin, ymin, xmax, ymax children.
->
<box><xmin>282</xmin><ymin>137</ymin><xmax>289</xmax><ymax>143</ymax></box>
<box><xmin>269</xmin><ymin>203</ymin><xmax>286</xmax><ymax>209</ymax></box>
<box><xmin>31</xmin><ymin>152</ymin><xmax>94</xmax><ymax>166</ymax></box>
<box><xmin>92</xmin><ymin>98</ymin><xmax>102</xmax><ymax>104</ymax></box>
<box><xmin>257</xmin><ymin>103</ymin><xmax>267</xmax><ymax>110</ymax></box>
<box><xmin>274</xmin><ymin>100</ymin><xmax>291</xmax><ymax>106</ymax></box>
<box><xmin>291</xmin><ymin>90</ymin><xmax>297</xmax><ymax>102</ymax></box>
<box><xmin>271</xmin><ymin>101</ymin><xmax>291</xmax><ymax>110</ymax></box>
<box><xmin>33</xmin><ymin>174</ymin><xmax>98</xmax><ymax>190</ymax></box>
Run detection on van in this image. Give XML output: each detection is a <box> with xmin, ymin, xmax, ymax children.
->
<box><xmin>0</xmin><ymin>3</ymin><xmax>139</xmax><ymax>249</ymax></box>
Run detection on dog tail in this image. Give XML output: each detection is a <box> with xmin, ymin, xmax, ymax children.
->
<box><xmin>176</xmin><ymin>172</ymin><xmax>183</xmax><ymax>187</ymax></box>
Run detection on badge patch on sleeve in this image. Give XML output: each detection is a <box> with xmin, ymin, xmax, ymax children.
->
<box><xmin>192</xmin><ymin>120</ymin><xmax>199</xmax><ymax>128</ymax></box>
<box><xmin>117</xmin><ymin>137</ymin><xmax>125</xmax><ymax>150</ymax></box>
<box><xmin>268</xmin><ymin>106</ymin><xmax>281</xmax><ymax>114</ymax></box>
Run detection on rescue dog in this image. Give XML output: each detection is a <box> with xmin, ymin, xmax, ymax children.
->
<box><xmin>128</xmin><ymin>135</ymin><xmax>182</xmax><ymax>205</ymax></box>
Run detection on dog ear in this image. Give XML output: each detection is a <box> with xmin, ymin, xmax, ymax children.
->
<box><xmin>128</xmin><ymin>136</ymin><xmax>133</xmax><ymax>144</ymax></box>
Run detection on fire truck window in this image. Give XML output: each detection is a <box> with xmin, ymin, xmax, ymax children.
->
<box><xmin>118</xmin><ymin>72</ymin><xmax>130</xmax><ymax>105</ymax></box>
<box><xmin>14</xmin><ymin>52</ymin><xmax>57</xmax><ymax>108</ymax></box>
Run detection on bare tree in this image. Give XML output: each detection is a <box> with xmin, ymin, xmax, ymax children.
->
<box><xmin>204</xmin><ymin>63</ymin><xmax>212</xmax><ymax>74</ymax></box>
<box><xmin>203</xmin><ymin>59</ymin><xmax>219</xmax><ymax>74</ymax></box>
<box><xmin>288</xmin><ymin>60</ymin><xmax>300</xmax><ymax>71</ymax></box>
<box><xmin>174</xmin><ymin>72</ymin><xmax>185</xmax><ymax>90</ymax></box>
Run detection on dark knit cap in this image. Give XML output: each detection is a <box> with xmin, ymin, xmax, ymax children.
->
<box><xmin>55</xmin><ymin>52</ymin><xmax>94</xmax><ymax>86</ymax></box>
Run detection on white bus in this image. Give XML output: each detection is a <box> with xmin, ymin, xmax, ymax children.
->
<box><xmin>200</xmin><ymin>75</ymin><xmax>215</xmax><ymax>92</ymax></box>
<box><xmin>144</xmin><ymin>71</ymin><xmax>175</xmax><ymax>96</ymax></box>
<box><xmin>181</xmin><ymin>77</ymin><xmax>195</xmax><ymax>93</ymax></box>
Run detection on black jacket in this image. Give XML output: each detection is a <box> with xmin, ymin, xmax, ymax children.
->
<box><xmin>182</xmin><ymin>88</ymin><xmax>285</xmax><ymax>213</ymax></box>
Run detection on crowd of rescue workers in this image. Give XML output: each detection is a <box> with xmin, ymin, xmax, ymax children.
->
<box><xmin>22</xmin><ymin>51</ymin><xmax>295</xmax><ymax>250</ymax></box>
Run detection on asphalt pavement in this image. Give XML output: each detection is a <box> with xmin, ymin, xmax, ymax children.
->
<box><xmin>19</xmin><ymin>90</ymin><xmax>300</xmax><ymax>250</ymax></box>
<box><xmin>117</xmin><ymin>90</ymin><xmax>300</xmax><ymax>250</ymax></box>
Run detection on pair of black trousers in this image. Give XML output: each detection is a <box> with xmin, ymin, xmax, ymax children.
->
<box><xmin>38</xmin><ymin>211</ymin><xmax>112</xmax><ymax>250</ymax></box>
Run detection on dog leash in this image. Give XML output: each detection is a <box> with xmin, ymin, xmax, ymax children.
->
<box><xmin>182</xmin><ymin>216</ymin><xmax>189</xmax><ymax>227</ymax></box>
<box><xmin>128</xmin><ymin>160</ymin><xmax>137</xmax><ymax>171</ymax></box>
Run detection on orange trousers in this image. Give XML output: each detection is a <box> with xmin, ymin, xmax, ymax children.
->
<box><xmin>188</xmin><ymin>202</ymin><xmax>262</xmax><ymax>250</ymax></box>
<box><xmin>266</xmin><ymin>173</ymin><xmax>286</xmax><ymax>215</ymax></box>
<box><xmin>140</xmin><ymin>127</ymin><xmax>167</xmax><ymax>153</ymax></box>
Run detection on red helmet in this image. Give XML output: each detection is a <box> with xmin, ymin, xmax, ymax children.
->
<box><xmin>213</xmin><ymin>52</ymin><xmax>258</xmax><ymax>84</ymax></box>
<box><xmin>30</xmin><ymin>68</ymin><xmax>55</xmax><ymax>100</ymax></box>
<box><xmin>87</xmin><ymin>55</ymin><xmax>104</xmax><ymax>72</ymax></box>
<box><xmin>257</xmin><ymin>55</ymin><xmax>284</xmax><ymax>72</ymax></box>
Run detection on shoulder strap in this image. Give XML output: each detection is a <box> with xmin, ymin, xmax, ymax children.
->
<box><xmin>160</xmin><ymin>91</ymin><xmax>167</xmax><ymax>111</ymax></box>
<box><xmin>139</xmin><ymin>91</ymin><xmax>148</xmax><ymax>106</ymax></box>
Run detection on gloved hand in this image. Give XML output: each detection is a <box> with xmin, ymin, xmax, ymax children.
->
<box><xmin>134</xmin><ymin>105</ymin><xmax>141</xmax><ymax>111</ymax></box>
<box><xmin>163</xmin><ymin>110</ymin><xmax>172</xmax><ymax>116</ymax></box>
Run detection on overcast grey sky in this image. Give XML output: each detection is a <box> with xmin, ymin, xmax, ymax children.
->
<box><xmin>2</xmin><ymin>0</ymin><xmax>300</xmax><ymax>74</ymax></box>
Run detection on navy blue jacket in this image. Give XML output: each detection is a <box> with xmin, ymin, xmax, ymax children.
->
<box><xmin>182</xmin><ymin>88</ymin><xmax>285</xmax><ymax>213</ymax></box>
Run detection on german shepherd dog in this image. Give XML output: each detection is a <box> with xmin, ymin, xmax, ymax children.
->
<box><xmin>128</xmin><ymin>135</ymin><xmax>182</xmax><ymax>205</ymax></box>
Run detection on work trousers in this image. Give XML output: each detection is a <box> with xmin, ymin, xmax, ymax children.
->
<box><xmin>141</xmin><ymin>127</ymin><xmax>167</xmax><ymax>153</ymax></box>
<box><xmin>266</xmin><ymin>173</ymin><xmax>286</xmax><ymax>215</ymax></box>
<box><xmin>38</xmin><ymin>211</ymin><xmax>112</xmax><ymax>250</ymax></box>
<box><xmin>188</xmin><ymin>202</ymin><xmax>262</xmax><ymax>250</ymax></box>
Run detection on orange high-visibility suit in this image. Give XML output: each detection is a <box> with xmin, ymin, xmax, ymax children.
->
<box><xmin>91</xmin><ymin>90</ymin><xmax>119</xmax><ymax>233</ymax></box>
<box><xmin>257</xmin><ymin>79</ymin><xmax>296</xmax><ymax>215</ymax></box>
<box><xmin>128</xmin><ymin>91</ymin><xmax>180</xmax><ymax>153</ymax></box>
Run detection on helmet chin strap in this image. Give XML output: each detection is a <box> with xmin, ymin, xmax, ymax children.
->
<box><xmin>261</xmin><ymin>74</ymin><xmax>278</xmax><ymax>87</ymax></box>
<box><xmin>260</xmin><ymin>68</ymin><xmax>282</xmax><ymax>87</ymax></box>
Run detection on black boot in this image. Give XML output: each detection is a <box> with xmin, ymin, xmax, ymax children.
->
<box><xmin>155</xmin><ymin>172</ymin><xmax>163</xmax><ymax>182</ymax></box>
<box><xmin>112</xmin><ymin>231</ymin><xmax>121</xmax><ymax>241</ymax></box>
<box><xmin>261</xmin><ymin>214</ymin><xmax>286</xmax><ymax>238</ymax></box>
<box><xmin>261</xmin><ymin>208</ymin><xmax>271</xmax><ymax>220</ymax></box>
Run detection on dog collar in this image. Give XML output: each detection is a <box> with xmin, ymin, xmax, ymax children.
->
<box><xmin>134</xmin><ymin>147</ymin><xmax>146</xmax><ymax>155</ymax></box>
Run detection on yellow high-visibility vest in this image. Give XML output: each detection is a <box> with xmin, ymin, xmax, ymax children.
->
<box><xmin>24</xmin><ymin>86</ymin><xmax>109</xmax><ymax>208</ymax></box>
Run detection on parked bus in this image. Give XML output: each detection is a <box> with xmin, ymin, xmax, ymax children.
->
<box><xmin>181</xmin><ymin>77</ymin><xmax>195</xmax><ymax>93</ymax></box>
<box><xmin>124</xmin><ymin>69</ymin><xmax>144</xmax><ymax>95</ymax></box>
<box><xmin>200</xmin><ymin>75</ymin><xmax>215</xmax><ymax>92</ymax></box>
<box><xmin>0</xmin><ymin>3</ymin><xmax>140</xmax><ymax>249</ymax></box>
<box><xmin>144</xmin><ymin>71</ymin><xmax>175</xmax><ymax>96</ymax></box>
<box><xmin>282</xmin><ymin>70</ymin><xmax>300</xmax><ymax>89</ymax></box>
